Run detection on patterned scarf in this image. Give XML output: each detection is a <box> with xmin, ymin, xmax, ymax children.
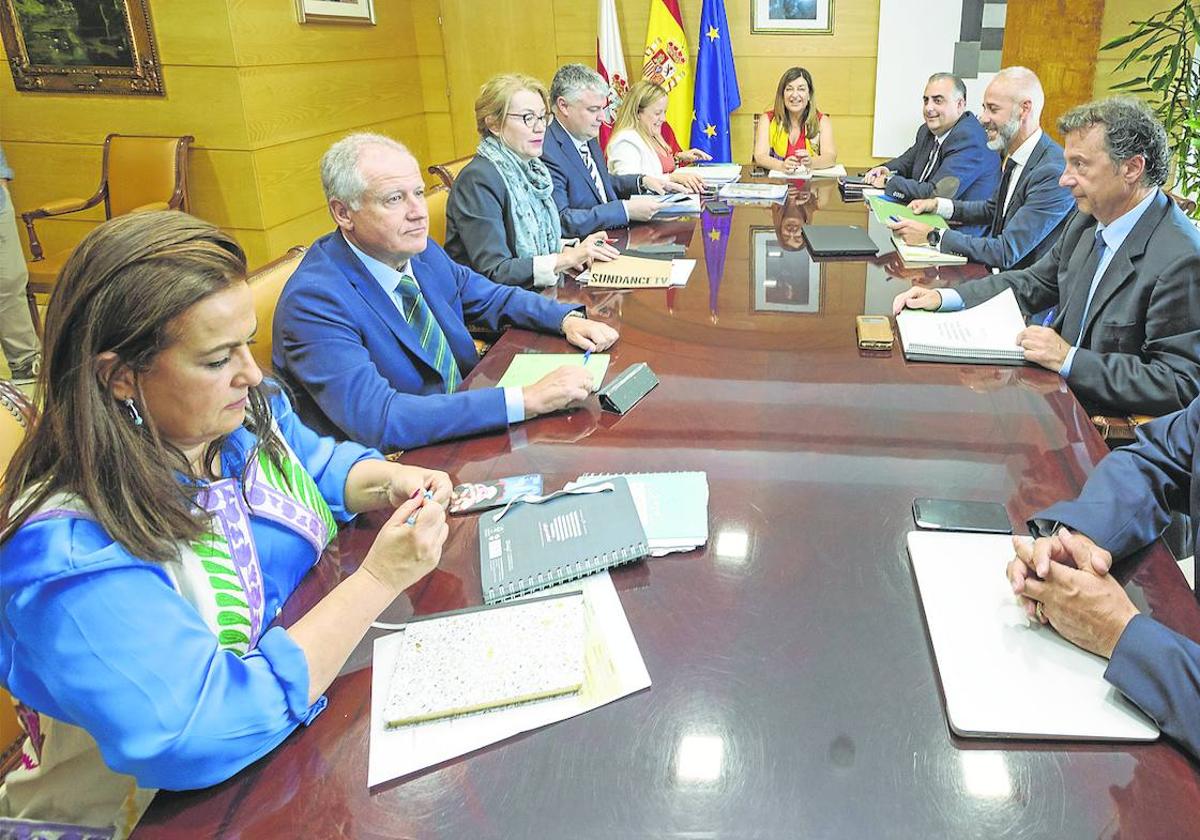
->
<box><xmin>476</xmin><ymin>135</ymin><xmax>561</xmax><ymax>258</ymax></box>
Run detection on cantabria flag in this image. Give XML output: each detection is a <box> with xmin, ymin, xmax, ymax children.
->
<box><xmin>597</xmin><ymin>0</ymin><xmax>629</xmax><ymax>150</ymax></box>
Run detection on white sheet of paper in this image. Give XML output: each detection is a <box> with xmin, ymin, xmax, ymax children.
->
<box><xmin>907</xmin><ymin>530</ymin><xmax>1158</xmax><ymax>740</ymax></box>
<box><xmin>367</xmin><ymin>571</ymin><xmax>651</xmax><ymax>787</ymax></box>
<box><xmin>896</xmin><ymin>287</ymin><xmax>1026</xmax><ymax>356</ymax></box>
<box><xmin>767</xmin><ymin>164</ymin><xmax>847</xmax><ymax>179</ymax></box>
<box><xmin>670</xmin><ymin>258</ymin><xmax>696</xmax><ymax>287</ymax></box>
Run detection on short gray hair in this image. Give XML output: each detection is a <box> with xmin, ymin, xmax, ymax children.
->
<box><xmin>320</xmin><ymin>132</ymin><xmax>412</xmax><ymax>209</ymax></box>
<box><xmin>550</xmin><ymin>63</ymin><xmax>607</xmax><ymax>106</ymax></box>
<box><xmin>1058</xmin><ymin>97</ymin><xmax>1169</xmax><ymax>187</ymax></box>
<box><xmin>927</xmin><ymin>72</ymin><xmax>967</xmax><ymax>102</ymax></box>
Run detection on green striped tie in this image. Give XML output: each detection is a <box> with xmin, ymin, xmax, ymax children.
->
<box><xmin>393</xmin><ymin>271</ymin><xmax>460</xmax><ymax>393</ymax></box>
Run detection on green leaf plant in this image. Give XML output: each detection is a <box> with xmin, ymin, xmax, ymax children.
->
<box><xmin>1102</xmin><ymin>1</ymin><xmax>1199</xmax><ymax>219</ymax></box>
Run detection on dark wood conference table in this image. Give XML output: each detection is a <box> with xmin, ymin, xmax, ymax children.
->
<box><xmin>135</xmin><ymin>179</ymin><xmax>1200</xmax><ymax>839</ymax></box>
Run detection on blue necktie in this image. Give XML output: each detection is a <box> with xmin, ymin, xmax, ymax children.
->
<box><xmin>1062</xmin><ymin>228</ymin><xmax>1108</xmax><ymax>346</ymax></box>
<box><xmin>392</xmin><ymin>271</ymin><xmax>460</xmax><ymax>393</ymax></box>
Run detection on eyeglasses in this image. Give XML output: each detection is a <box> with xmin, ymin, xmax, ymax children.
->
<box><xmin>506</xmin><ymin>112</ymin><xmax>550</xmax><ymax>129</ymax></box>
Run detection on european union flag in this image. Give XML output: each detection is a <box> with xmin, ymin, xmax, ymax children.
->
<box><xmin>690</xmin><ymin>0</ymin><xmax>740</xmax><ymax>162</ymax></box>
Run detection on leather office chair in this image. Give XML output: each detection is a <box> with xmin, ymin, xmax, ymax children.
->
<box><xmin>0</xmin><ymin>380</ymin><xmax>35</xmax><ymax>778</ymax></box>
<box><xmin>246</xmin><ymin>246</ymin><xmax>307</xmax><ymax>373</ymax></box>
<box><xmin>426</xmin><ymin>185</ymin><xmax>449</xmax><ymax>246</ymax></box>
<box><xmin>22</xmin><ymin>134</ymin><xmax>194</xmax><ymax>333</ymax></box>
<box><xmin>427</xmin><ymin>156</ymin><xmax>472</xmax><ymax>190</ymax></box>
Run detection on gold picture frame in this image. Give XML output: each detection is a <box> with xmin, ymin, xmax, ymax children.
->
<box><xmin>296</xmin><ymin>0</ymin><xmax>376</xmax><ymax>24</ymax></box>
<box><xmin>0</xmin><ymin>0</ymin><xmax>164</xmax><ymax>95</ymax></box>
<box><xmin>751</xmin><ymin>0</ymin><xmax>834</xmax><ymax>35</ymax></box>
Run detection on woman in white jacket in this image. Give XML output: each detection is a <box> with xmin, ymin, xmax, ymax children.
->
<box><xmin>606</xmin><ymin>81</ymin><xmax>709</xmax><ymax>193</ymax></box>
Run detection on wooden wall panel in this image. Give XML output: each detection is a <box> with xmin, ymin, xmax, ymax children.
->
<box><xmin>239</xmin><ymin>57</ymin><xmax>424</xmax><ymax>150</ymax></box>
<box><xmin>1002</xmin><ymin>0</ymin><xmax>1104</xmax><ymax>143</ymax></box>
<box><xmin>439</xmin><ymin>0</ymin><xmax>559</xmax><ymax>157</ymax></box>
<box><xmin>226</xmin><ymin>0</ymin><xmax>414</xmax><ymax>65</ymax></box>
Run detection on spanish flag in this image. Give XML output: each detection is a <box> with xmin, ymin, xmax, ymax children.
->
<box><xmin>642</xmin><ymin>0</ymin><xmax>693</xmax><ymax>152</ymax></box>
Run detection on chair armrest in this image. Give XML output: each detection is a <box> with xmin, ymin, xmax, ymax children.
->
<box><xmin>129</xmin><ymin>201</ymin><xmax>170</xmax><ymax>214</ymax></box>
<box><xmin>37</xmin><ymin>197</ymin><xmax>91</xmax><ymax>215</ymax></box>
<box><xmin>1091</xmin><ymin>414</ymin><xmax>1159</xmax><ymax>444</ymax></box>
<box><xmin>21</xmin><ymin>193</ymin><xmax>105</xmax><ymax>260</ymax></box>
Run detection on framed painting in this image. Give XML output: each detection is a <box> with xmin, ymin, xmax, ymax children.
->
<box><xmin>296</xmin><ymin>0</ymin><xmax>376</xmax><ymax>24</ymax></box>
<box><xmin>751</xmin><ymin>0</ymin><xmax>833</xmax><ymax>35</ymax></box>
<box><xmin>0</xmin><ymin>0</ymin><xmax>164</xmax><ymax>95</ymax></box>
<box><xmin>750</xmin><ymin>226</ymin><xmax>822</xmax><ymax>314</ymax></box>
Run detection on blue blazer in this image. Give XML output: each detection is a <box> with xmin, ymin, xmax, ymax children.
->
<box><xmin>272</xmin><ymin>232</ymin><xmax>577</xmax><ymax>452</ymax></box>
<box><xmin>884</xmin><ymin>111</ymin><xmax>1000</xmax><ymax>234</ymax></box>
<box><xmin>541</xmin><ymin>118</ymin><xmax>641</xmax><ymax>238</ymax></box>
<box><xmin>1035</xmin><ymin>399</ymin><xmax>1200</xmax><ymax>760</ymax></box>
<box><xmin>940</xmin><ymin>131</ymin><xmax>1075</xmax><ymax>269</ymax></box>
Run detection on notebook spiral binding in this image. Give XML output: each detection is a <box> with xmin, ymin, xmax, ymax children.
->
<box><xmin>486</xmin><ymin>540</ymin><xmax>647</xmax><ymax>603</ymax></box>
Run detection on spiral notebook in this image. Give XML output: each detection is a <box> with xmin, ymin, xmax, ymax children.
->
<box><xmin>478</xmin><ymin>477</ymin><xmax>648</xmax><ymax>603</ymax></box>
<box><xmin>896</xmin><ymin>288</ymin><xmax>1027</xmax><ymax>365</ymax></box>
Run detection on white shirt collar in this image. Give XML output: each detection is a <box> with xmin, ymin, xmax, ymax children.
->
<box><xmin>1007</xmin><ymin>128</ymin><xmax>1042</xmax><ymax>168</ymax></box>
<box><xmin>342</xmin><ymin>232</ymin><xmax>413</xmax><ymax>297</ymax></box>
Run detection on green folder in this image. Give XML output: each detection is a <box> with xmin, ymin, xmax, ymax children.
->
<box><xmin>495</xmin><ymin>353</ymin><xmax>610</xmax><ymax>391</ymax></box>
<box><xmin>867</xmin><ymin>195</ymin><xmax>948</xmax><ymax>229</ymax></box>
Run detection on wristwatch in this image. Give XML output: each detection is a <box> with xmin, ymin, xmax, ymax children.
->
<box><xmin>561</xmin><ymin>309</ymin><xmax>585</xmax><ymax>334</ymax></box>
<box><xmin>926</xmin><ymin>228</ymin><xmax>943</xmax><ymax>249</ymax></box>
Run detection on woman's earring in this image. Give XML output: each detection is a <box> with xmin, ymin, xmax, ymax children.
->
<box><xmin>123</xmin><ymin>398</ymin><xmax>144</xmax><ymax>427</ymax></box>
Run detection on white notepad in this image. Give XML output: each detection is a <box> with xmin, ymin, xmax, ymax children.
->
<box><xmin>896</xmin><ymin>287</ymin><xmax>1026</xmax><ymax>364</ymax></box>
<box><xmin>907</xmin><ymin>530</ymin><xmax>1159</xmax><ymax>742</ymax></box>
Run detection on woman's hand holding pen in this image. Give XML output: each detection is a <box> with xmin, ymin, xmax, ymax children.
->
<box><xmin>559</xmin><ymin>237</ymin><xmax>620</xmax><ymax>273</ymax></box>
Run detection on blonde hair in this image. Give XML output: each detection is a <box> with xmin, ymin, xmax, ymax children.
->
<box><xmin>611</xmin><ymin>80</ymin><xmax>669</xmax><ymax>147</ymax></box>
<box><xmin>474</xmin><ymin>73</ymin><xmax>550</xmax><ymax>140</ymax></box>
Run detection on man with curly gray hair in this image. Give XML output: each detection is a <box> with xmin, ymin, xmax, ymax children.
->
<box><xmin>894</xmin><ymin>96</ymin><xmax>1200</xmax><ymax>417</ymax></box>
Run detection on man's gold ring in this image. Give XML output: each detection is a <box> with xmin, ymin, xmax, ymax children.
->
<box><xmin>1035</xmin><ymin>602</ymin><xmax>1045</xmax><ymax>623</ymax></box>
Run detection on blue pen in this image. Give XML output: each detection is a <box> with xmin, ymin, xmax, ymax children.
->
<box><xmin>888</xmin><ymin>215</ymin><xmax>901</xmax><ymax>223</ymax></box>
<box><xmin>582</xmin><ymin>348</ymin><xmax>592</xmax><ymax>365</ymax></box>
<box><xmin>405</xmin><ymin>489</ymin><xmax>434</xmax><ymax>526</ymax></box>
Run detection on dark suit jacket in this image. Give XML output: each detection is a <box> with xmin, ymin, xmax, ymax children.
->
<box><xmin>940</xmin><ymin>131</ymin><xmax>1074</xmax><ymax>269</ymax></box>
<box><xmin>884</xmin><ymin>111</ymin><xmax>1000</xmax><ymax>234</ymax></box>
<box><xmin>957</xmin><ymin>190</ymin><xmax>1200</xmax><ymax>415</ymax></box>
<box><xmin>541</xmin><ymin>119</ymin><xmax>641</xmax><ymax>238</ymax></box>
<box><xmin>445</xmin><ymin>156</ymin><xmax>548</xmax><ymax>288</ymax></box>
<box><xmin>272</xmin><ymin>232</ymin><xmax>577</xmax><ymax>452</ymax></box>
<box><xmin>1035</xmin><ymin>400</ymin><xmax>1200</xmax><ymax>760</ymax></box>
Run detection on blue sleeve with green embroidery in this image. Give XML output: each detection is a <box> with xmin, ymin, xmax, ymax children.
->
<box><xmin>271</xmin><ymin>388</ymin><xmax>383</xmax><ymax>523</ymax></box>
<box><xmin>0</xmin><ymin>516</ymin><xmax>325</xmax><ymax>791</ymax></box>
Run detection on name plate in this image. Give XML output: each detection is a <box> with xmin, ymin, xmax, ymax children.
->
<box><xmin>597</xmin><ymin>363</ymin><xmax>658</xmax><ymax>415</ymax></box>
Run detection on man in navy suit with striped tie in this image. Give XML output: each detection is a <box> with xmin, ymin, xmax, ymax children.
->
<box><xmin>273</xmin><ymin>133</ymin><xmax>619</xmax><ymax>453</ymax></box>
<box><xmin>887</xmin><ymin>67</ymin><xmax>1075</xmax><ymax>270</ymax></box>
<box><xmin>541</xmin><ymin>64</ymin><xmax>685</xmax><ymax>238</ymax></box>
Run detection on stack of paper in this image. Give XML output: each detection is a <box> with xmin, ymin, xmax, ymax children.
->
<box><xmin>718</xmin><ymin>182</ymin><xmax>788</xmax><ymax>201</ymax></box>
<box><xmin>368</xmin><ymin>572</ymin><xmax>651</xmax><ymax>786</ymax></box>
<box><xmin>381</xmin><ymin>593</ymin><xmax>586</xmax><ymax>727</ymax></box>
<box><xmin>675</xmin><ymin>163</ymin><xmax>742</xmax><ymax>184</ymax></box>
<box><xmin>653</xmin><ymin>193</ymin><xmax>701</xmax><ymax>216</ymax></box>
<box><xmin>768</xmin><ymin>163</ymin><xmax>847</xmax><ymax>179</ymax></box>
<box><xmin>567</xmin><ymin>471</ymin><xmax>709</xmax><ymax>556</ymax></box>
<box><xmin>896</xmin><ymin>287</ymin><xmax>1027</xmax><ymax>365</ymax></box>
<box><xmin>867</xmin><ymin>195</ymin><xmax>967</xmax><ymax>265</ymax></box>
